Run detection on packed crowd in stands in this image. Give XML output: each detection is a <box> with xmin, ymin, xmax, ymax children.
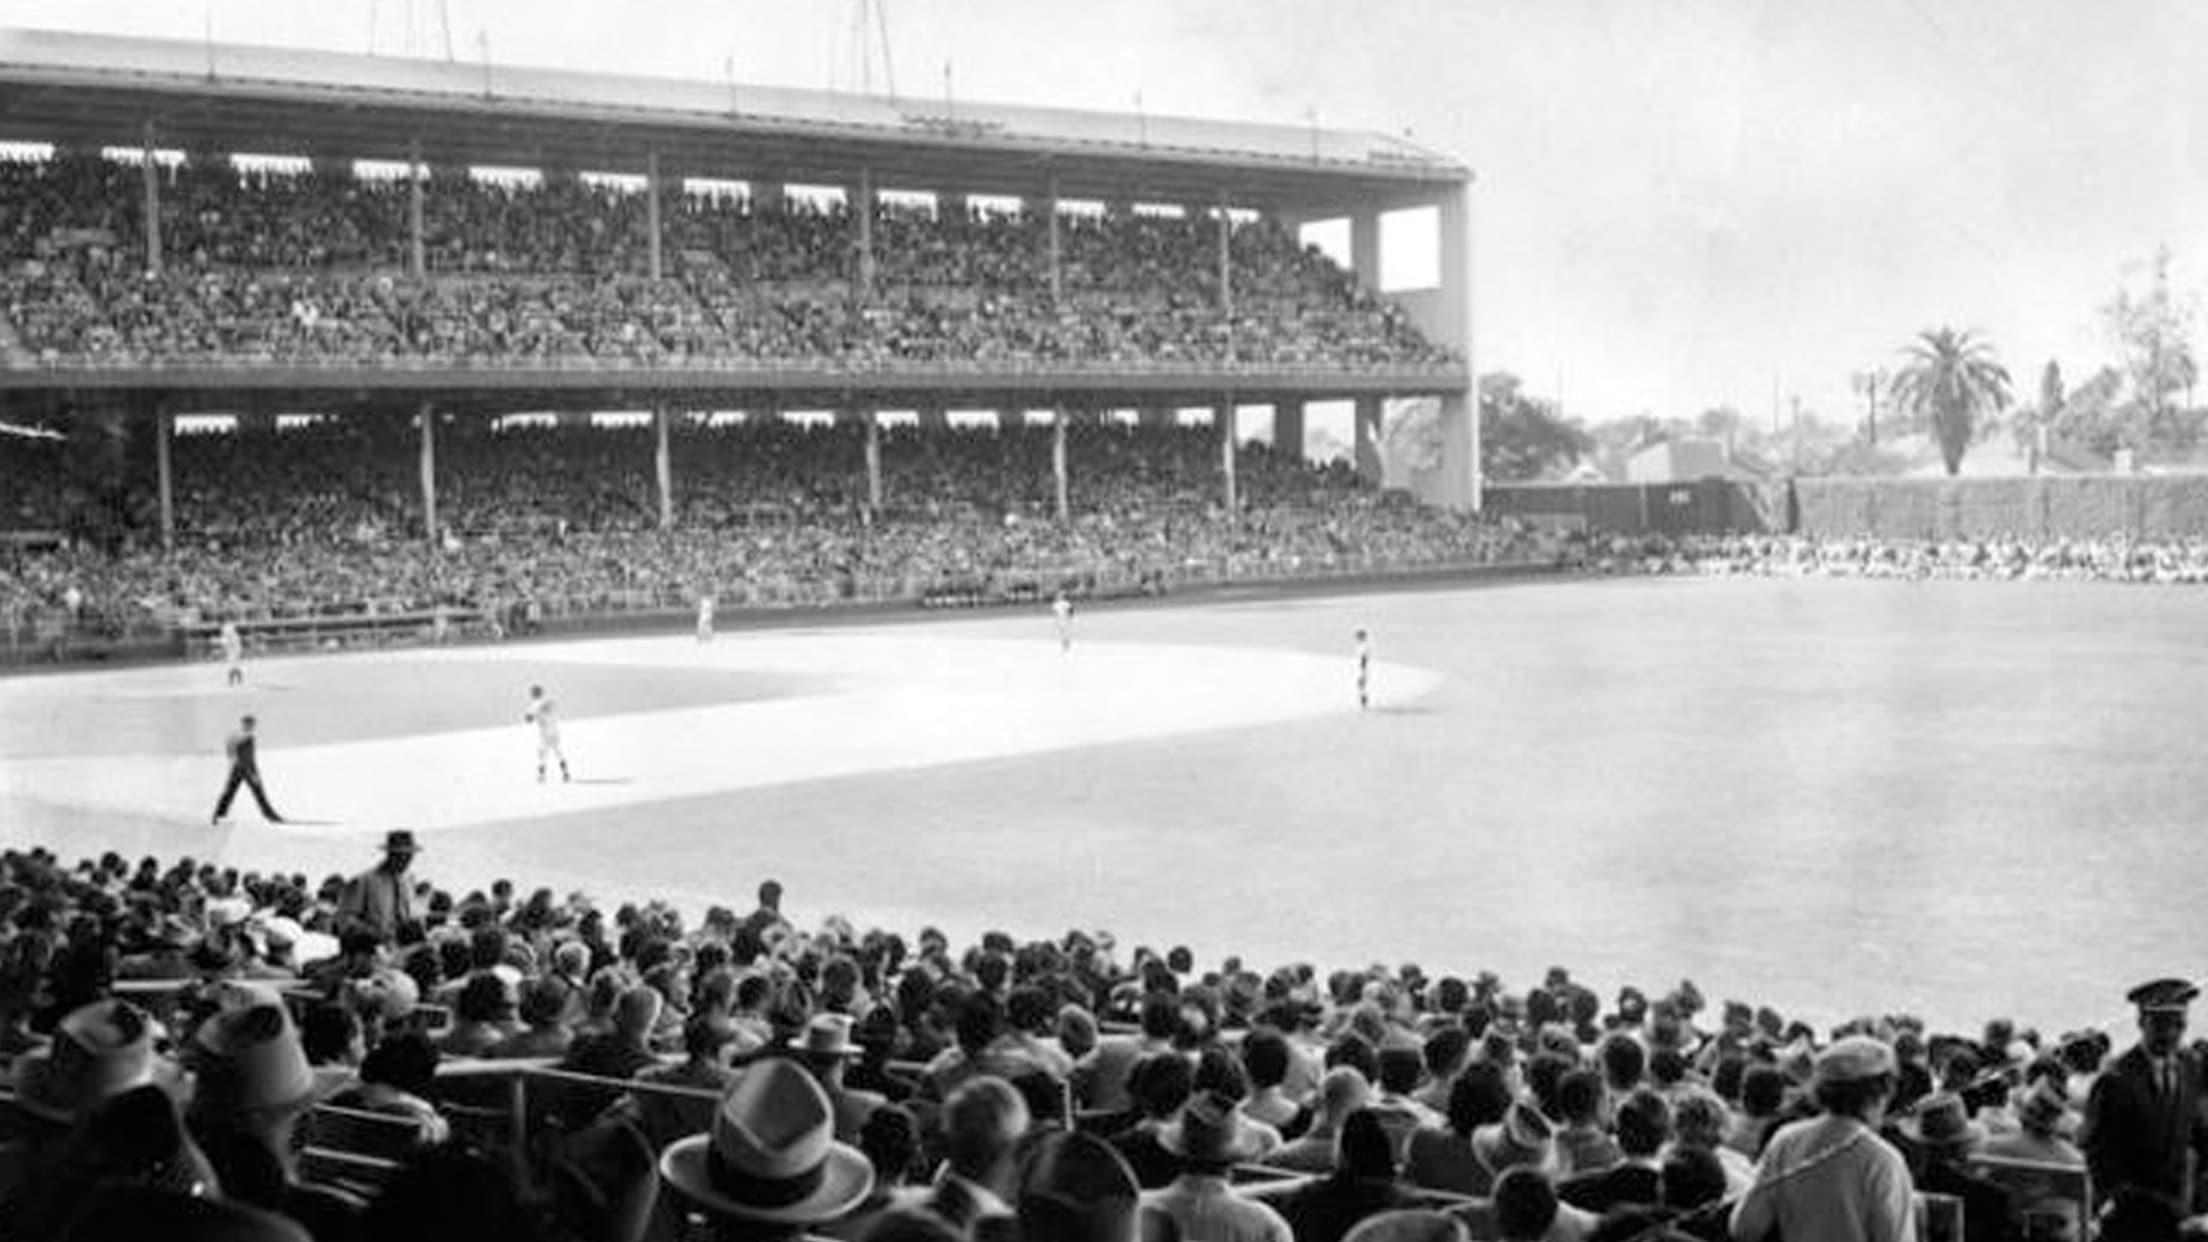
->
<box><xmin>0</xmin><ymin>835</ymin><xmax>2190</xmax><ymax>1242</ymax></box>
<box><xmin>0</xmin><ymin>154</ymin><xmax>1450</xmax><ymax>372</ymax></box>
<box><xmin>1571</xmin><ymin>533</ymin><xmax>2208</xmax><ymax>585</ymax></box>
<box><xmin>0</xmin><ymin>422</ymin><xmax>1543</xmax><ymax>640</ymax></box>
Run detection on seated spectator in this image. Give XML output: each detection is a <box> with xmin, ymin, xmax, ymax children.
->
<box><xmin>1494</xmin><ymin>1166</ymin><xmax>1601</xmax><ymax>1242</ymax></box>
<box><xmin>1978</xmin><ymin>1077</ymin><xmax>2082</xmax><ymax>1166</ymax></box>
<box><xmin>185</xmin><ymin>999</ymin><xmax>363</xmax><ymax>1240</ymax></box>
<box><xmin>917</xmin><ymin>1075</ymin><xmax>1030</xmax><ymax>1239</ymax></box>
<box><xmin>298</xmin><ymin>1000</ymin><xmax>365</xmax><ymax>1098</ymax></box>
<box><xmin>1239</xmin><ymin>1026</ymin><xmax>1310</xmax><ymax>1138</ymax></box>
<box><xmin>1012</xmin><ymin>1128</ymin><xmax>1153</xmax><ymax>1242</ymax></box>
<box><xmin>438</xmin><ymin>971</ymin><xmax>520</xmax><ymax>1058</ymax></box>
<box><xmin>1276</xmin><ymin>1108</ymin><xmax>1423</xmax><ymax>1242</ymax></box>
<box><xmin>631</xmin><ymin>1012</ymin><xmax>741</xmax><ymax>1148</ymax></box>
<box><xmin>1897</xmin><ymin>1093</ymin><xmax>2014</xmax><ymax>1242</ymax></box>
<box><xmin>798</xmin><ymin>1012</ymin><xmax>887</xmax><ymax>1143</ymax></box>
<box><xmin>1109</xmin><ymin>1051</ymin><xmax>1197</xmax><ymax>1189</ymax></box>
<box><xmin>1726</xmin><ymin>1065</ymin><xmax>1790</xmax><ymax>1161</ymax></box>
<box><xmin>1666</xmin><ymin>1086</ymin><xmax>1753</xmax><ymax>1198</ymax></box>
<box><xmin>658</xmin><ymin>1057</ymin><xmax>875</xmax><ymax>1242</ymax></box>
<box><xmin>1404</xmin><ymin>1060</ymin><xmax>1512</xmax><ymax>1195</ymax></box>
<box><xmin>487</xmin><ymin>974</ymin><xmax>575</xmax><ymax>1059</ymax></box>
<box><xmin>1479</xmin><ymin>1101</ymin><xmax>1562</xmax><ymax>1183</ymax></box>
<box><xmin>1269</xmin><ymin>1064</ymin><xmax>1373</xmax><ymax>1175</ymax></box>
<box><xmin>1556</xmin><ymin>1068</ymin><xmax>1621</xmax><ymax>1177</ymax></box>
<box><xmin>1562</xmin><ymin>1087</ymin><xmax>1668</xmax><ymax>1213</ymax></box>
<box><xmin>327</xmin><ymin>1030</ymin><xmax>452</xmax><ymax>1146</ymax></box>
<box><xmin>1142</xmin><ymin>1090</ymin><xmax>1293</xmax><ymax>1242</ymax></box>
<box><xmin>820</xmin><ymin>1103</ymin><xmax>921</xmax><ymax>1241</ymax></box>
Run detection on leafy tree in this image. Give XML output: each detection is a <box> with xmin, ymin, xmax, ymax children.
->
<box><xmin>1478</xmin><ymin>373</ymin><xmax>1594</xmax><ymax>481</ymax></box>
<box><xmin>2050</xmin><ymin>365</ymin><xmax>2127</xmax><ymax>457</ymax></box>
<box><xmin>2104</xmin><ymin>245</ymin><xmax>2199</xmax><ymax>452</ymax></box>
<box><xmin>1891</xmin><ymin>327</ymin><xmax>2012</xmax><ymax>475</ymax></box>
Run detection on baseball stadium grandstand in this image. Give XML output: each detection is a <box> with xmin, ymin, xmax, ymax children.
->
<box><xmin>0</xmin><ymin>26</ymin><xmax>1507</xmax><ymax>663</ymax></box>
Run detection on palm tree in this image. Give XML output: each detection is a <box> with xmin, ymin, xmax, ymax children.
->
<box><xmin>1892</xmin><ymin>328</ymin><xmax>2012</xmax><ymax>476</ymax></box>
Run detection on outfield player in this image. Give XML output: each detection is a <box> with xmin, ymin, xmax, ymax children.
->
<box><xmin>220</xmin><ymin>621</ymin><xmax>245</xmax><ymax>687</ymax></box>
<box><xmin>525</xmin><ymin>684</ymin><xmax>571</xmax><ymax>783</ymax></box>
<box><xmin>1354</xmin><ymin>628</ymin><xmax>1372</xmax><ymax>710</ymax></box>
<box><xmin>1052</xmin><ymin>592</ymin><xmax>1074</xmax><ymax>653</ymax></box>
<box><xmin>697</xmin><ymin>592</ymin><xmax>716</xmax><ymax>643</ymax></box>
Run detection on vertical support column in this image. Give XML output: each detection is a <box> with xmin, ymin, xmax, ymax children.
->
<box><xmin>1137</xmin><ymin>404</ymin><xmax>1173</xmax><ymax>430</ymax></box>
<box><xmin>1272</xmin><ymin>399</ymin><xmax>1306</xmax><ymax>463</ymax></box>
<box><xmin>1045</xmin><ymin>176</ymin><xmax>1063</xmax><ymax>306</ymax></box>
<box><xmin>654</xmin><ymin>402</ymin><xmax>674</xmax><ymax>529</ymax></box>
<box><xmin>916</xmin><ymin>401</ymin><xmax>948</xmax><ymax>430</ymax></box>
<box><xmin>1216</xmin><ymin>196</ymin><xmax>1233</xmax><ymax>318</ymax></box>
<box><xmin>1348</xmin><ymin>209</ymin><xmax>1380</xmax><ymax>294</ymax></box>
<box><xmin>646</xmin><ymin>150</ymin><xmax>664</xmax><ymax>282</ymax></box>
<box><xmin>1439</xmin><ymin>181</ymin><xmax>1479</xmax><ymax>511</ymax></box>
<box><xmin>1052</xmin><ymin>406</ymin><xmax>1070</xmax><ymax>524</ymax></box>
<box><xmin>1220</xmin><ymin>400</ymin><xmax>1238</xmax><ymax>519</ymax></box>
<box><xmin>853</xmin><ymin>168</ymin><xmax>876</xmax><ymax>298</ymax></box>
<box><xmin>863</xmin><ymin>412</ymin><xmax>883</xmax><ymax>512</ymax></box>
<box><xmin>154</xmin><ymin>398</ymin><xmax>175</xmax><ymax>554</ymax></box>
<box><xmin>418</xmin><ymin>401</ymin><xmax>439</xmax><ymax>543</ymax></box>
<box><xmin>1354</xmin><ymin>396</ymin><xmax>1383</xmax><ymax>486</ymax></box>
<box><xmin>408</xmin><ymin>140</ymin><xmax>427</xmax><ymax>279</ymax></box>
<box><xmin>140</xmin><ymin>121</ymin><xmax>163</xmax><ymax>275</ymax></box>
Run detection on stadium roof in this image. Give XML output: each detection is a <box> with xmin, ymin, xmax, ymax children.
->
<box><xmin>0</xmin><ymin>28</ymin><xmax>1467</xmax><ymax>213</ymax></box>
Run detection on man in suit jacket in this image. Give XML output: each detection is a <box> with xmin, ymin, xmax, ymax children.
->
<box><xmin>2083</xmin><ymin>978</ymin><xmax>2208</xmax><ymax>1240</ymax></box>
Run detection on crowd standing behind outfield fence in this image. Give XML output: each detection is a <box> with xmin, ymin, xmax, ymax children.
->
<box><xmin>0</xmin><ymin>843</ymin><xmax>2185</xmax><ymax>1241</ymax></box>
<box><xmin>1571</xmin><ymin>532</ymin><xmax>2208</xmax><ymax>584</ymax></box>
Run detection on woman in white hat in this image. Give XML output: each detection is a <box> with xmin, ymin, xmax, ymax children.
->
<box><xmin>1729</xmin><ymin>1036</ymin><xmax>1915</xmax><ymax>1242</ymax></box>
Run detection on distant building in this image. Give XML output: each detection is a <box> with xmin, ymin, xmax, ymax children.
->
<box><xmin>1625</xmin><ymin>437</ymin><xmax>1737</xmax><ymax>483</ymax></box>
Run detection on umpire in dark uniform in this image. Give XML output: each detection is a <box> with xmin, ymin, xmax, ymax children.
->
<box><xmin>2083</xmin><ymin>977</ymin><xmax>2208</xmax><ymax>1241</ymax></box>
<box><xmin>210</xmin><ymin>713</ymin><xmax>285</xmax><ymax>825</ymax></box>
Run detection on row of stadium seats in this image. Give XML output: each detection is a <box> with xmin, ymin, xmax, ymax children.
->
<box><xmin>0</xmin><ymin>156</ymin><xmax>1447</xmax><ymax>371</ymax></box>
<box><xmin>0</xmin><ymin>423</ymin><xmax>1543</xmax><ymax>631</ymax></box>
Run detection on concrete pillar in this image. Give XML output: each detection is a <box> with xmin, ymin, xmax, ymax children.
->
<box><xmin>1215</xmin><ymin>198</ymin><xmax>1233</xmax><ymax>318</ymax></box>
<box><xmin>1052</xmin><ymin>408</ymin><xmax>1070</xmax><ymax>523</ymax></box>
<box><xmin>1045</xmin><ymin>177</ymin><xmax>1063</xmax><ymax>305</ymax></box>
<box><xmin>408</xmin><ymin>140</ymin><xmax>427</xmax><ymax>279</ymax></box>
<box><xmin>1219</xmin><ymin>402</ymin><xmax>1238</xmax><ymax>517</ymax></box>
<box><xmin>916</xmin><ymin>402</ymin><xmax>949</xmax><ymax>430</ymax></box>
<box><xmin>998</xmin><ymin>409</ymin><xmax>1028</xmax><ymax>431</ymax></box>
<box><xmin>140</xmin><ymin>121</ymin><xmax>162</xmax><ymax>275</ymax></box>
<box><xmin>1348</xmin><ymin>209</ymin><xmax>1380</xmax><ymax>296</ymax></box>
<box><xmin>654</xmin><ymin>402</ymin><xmax>674</xmax><ymax>529</ymax></box>
<box><xmin>312</xmin><ymin>157</ymin><xmax>354</xmax><ymax>183</ymax></box>
<box><xmin>646</xmin><ymin>150</ymin><xmax>664</xmax><ymax>282</ymax></box>
<box><xmin>752</xmin><ymin>182</ymin><xmax>786</xmax><ymax>213</ymax></box>
<box><xmin>863</xmin><ymin>413</ymin><xmax>883</xmax><ymax>511</ymax></box>
<box><xmin>1272</xmin><ymin>399</ymin><xmax>1306</xmax><ymax>463</ymax></box>
<box><xmin>1354</xmin><ymin>396</ymin><xmax>1383</xmax><ymax>486</ymax></box>
<box><xmin>419</xmin><ymin>401</ymin><xmax>439</xmax><ymax>543</ymax></box>
<box><xmin>154</xmin><ymin>399</ymin><xmax>174</xmax><ymax>554</ymax></box>
<box><xmin>852</xmin><ymin>168</ymin><xmax>876</xmax><ymax>297</ymax></box>
<box><xmin>1136</xmin><ymin>404</ymin><xmax>1173</xmax><ymax>430</ymax></box>
<box><xmin>556</xmin><ymin>410</ymin><xmax>592</xmax><ymax>428</ymax></box>
<box><xmin>939</xmin><ymin>191</ymin><xmax>968</xmax><ymax>221</ymax></box>
<box><xmin>1438</xmin><ymin>182</ymin><xmax>1478</xmax><ymax>510</ymax></box>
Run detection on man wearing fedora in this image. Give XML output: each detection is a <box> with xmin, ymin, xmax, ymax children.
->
<box><xmin>1143</xmin><ymin>1088</ymin><xmax>1294</xmax><ymax>1242</ymax></box>
<box><xmin>1898</xmin><ymin>1093</ymin><xmax>2014</xmax><ymax>1242</ymax></box>
<box><xmin>335</xmin><ymin>830</ymin><xmax>419</xmax><ymax>943</ymax></box>
<box><xmin>659</xmin><ymin>1058</ymin><xmax>877</xmax><ymax>1242</ymax></box>
<box><xmin>2083</xmin><ymin>978</ymin><xmax>2208</xmax><ymax>1240</ymax></box>
<box><xmin>796</xmin><ymin>1012</ymin><xmax>886</xmax><ymax>1144</ymax></box>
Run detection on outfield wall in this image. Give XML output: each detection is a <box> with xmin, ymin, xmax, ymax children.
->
<box><xmin>1487</xmin><ymin>476</ymin><xmax>2208</xmax><ymax>540</ymax></box>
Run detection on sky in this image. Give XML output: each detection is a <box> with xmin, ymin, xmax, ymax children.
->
<box><xmin>14</xmin><ymin>0</ymin><xmax>2208</xmax><ymax>429</ymax></box>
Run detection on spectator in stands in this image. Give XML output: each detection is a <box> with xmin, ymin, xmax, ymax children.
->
<box><xmin>1276</xmin><ymin>1108</ymin><xmax>1423</xmax><ymax>1242</ymax></box>
<box><xmin>185</xmin><ymin>999</ymin><xmax>362</xmax><ymax>1241</ymax></box>
<box><xmin>486</xmin><ymin>974</ymin><xmax>574</xmax><ymax>1059</ymax></box>
<box><xmin>1414</xmin><ymin>1025</ymin><xmax>1472</xmax><ymax>1117</ymax></box>
<box><xmin>438</xmin><ymin>972</ymin><xmax>519</xmax><ymax>1058</ymax></box>
<box><xmin>1562</xmin><ymin>1088</ymin><xmax>1667</xmax><ymax>1213</ymax></box>
<box><xmin>1077</xmin><ymin>991</ymin><xmax>1180</xmax><ymax>1116</ymax></box>
<box><xmin>1896</xmin><ymin>1093</ymin><xmax>2014</xmax><ymax>1242</ymax></box>
<box><xmin>798</xmin><ymin>1012</ymin><xmax>886</xmax><ymax>1143</ymax></box>
<box><xmin>820</xmin><ymin>1103</ymin><xmax>921</xmax><ymax>1242</ymax></box>
<box><xmin>1493</xmin><ymin>1166</ymin><xmax>1599</xmax><ymax>1242</ymax></box>
<box><xmin>658</xmin><ymin>1058</ymin><xmax>875</xmax><ymax>1242</ymax></box>
<box><xmin>1666</xmin><ymin>1086</ymin><xmax>1752</xmax><ymax>1198</ymax></box>
<box><xmin>356</xmin><ymin>1146</ymin><xmax>553</xmax><ymax>1242</ymax></box>
<box><xmin>1729</xmin><ymin>1035</ymin><xmax>1915</xmax><ymax>1242</ymax></box>
<box><xmin>335</xmin><ymin>831</ymin><xmax>418</xmax><ymax>943</ymax></box>
<box><xmin>1271</xmin><ymin>1063</ymin><xmax>1373</xmax><ymax>1176</ymax></box>
<box><xmin>1555</xmin><ymin>1068</ymin><xmax>1620</xmax><ymax>1177</ymax></box>
<box><xmin>328</xmin><ymin>1029</ymin><xmax>451</xmax><ymax>1147</ymax></box>
<box><xmin>917</xmin><ymin>1075</ymin><xmax>1030</xmax><ymax>1239</ymax></box>
<box><xmin>1978</xmin><ymin>1078</ymin><xmax>2081</xmax><ymax>1166</ymax></box>
<box><xmin>1011</xmin><ymin>1128</ymin><xmax>1151</xmax><ymax>1242</ymax></box>
<box><xmin>1401</xmin><ymin>1060</ymin><xmax>1509</xmax><ymax>1195</ymax></box>
<box><xmin>298</xmin><ymin>1000</ymin><xmax>365</xmax><ymax>1098</ymax></box>
<box><xmin>1240</xmin><ymin>1025</ymin><xmax>1309</xmax><ymax>1137</ymax></box>
<box><xmin>1727</xmin><ymin>1065</ymin><xmax>1791</xmax><ymax>1161</ymax></box>
<box><xmin>632</xmin><ymin>1012</ymin><xmax>742</xmax><ymax>1149</ymax></box>
<box><xmin>1144</xmin><ymin>1089</ymin><xmax>1293</xmax><ymax>1242</ymax></box>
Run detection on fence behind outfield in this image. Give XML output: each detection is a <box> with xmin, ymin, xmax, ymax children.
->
<box><xmin>1486</xmin><ymin>473</ymin><xmax>2208</xmax><ymax>543</ymax></box>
